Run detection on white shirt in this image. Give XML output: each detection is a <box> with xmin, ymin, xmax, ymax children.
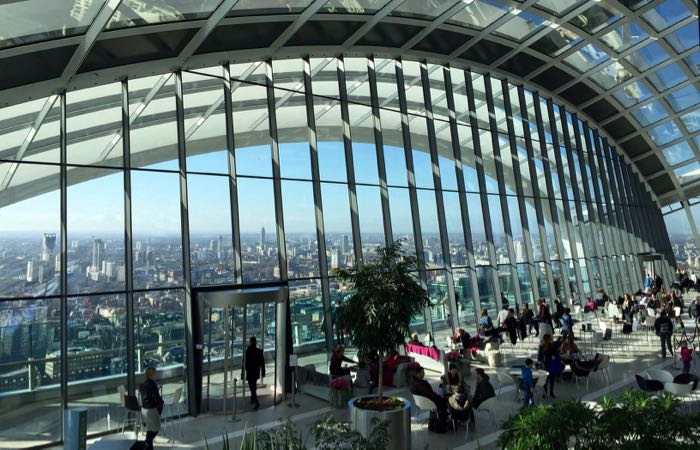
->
<box><xmin>497</xmin><ymin>309</ymin><xmax>509</xmax><ymax>326</ymax></box>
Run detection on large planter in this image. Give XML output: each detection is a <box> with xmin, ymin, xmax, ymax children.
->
<box><xmin>348</xmin><ymin>395</ymin><xmax>411</xmax><ymax>450</ymax></box>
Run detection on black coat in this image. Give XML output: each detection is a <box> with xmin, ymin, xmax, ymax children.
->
<box><xmin>139</xmin><ymin>378</ymin><xmax>163</xmax><ymax>411</ymax></box>
<box><xmin>245</xmin><ymin>346</ymin><xmax>265</xmax><ymax>381</ymax></box>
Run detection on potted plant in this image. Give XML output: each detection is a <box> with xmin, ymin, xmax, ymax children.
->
<box><xmin>333</xmin><ymin>240</ymin><xmax>430</xmax><ymax>450</ymax></box>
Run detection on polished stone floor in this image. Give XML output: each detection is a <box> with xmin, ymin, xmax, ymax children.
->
<box><xmin>79</xmin><ymin>318</ymin><xmax>698</xmax><ymax>450</ymax></box>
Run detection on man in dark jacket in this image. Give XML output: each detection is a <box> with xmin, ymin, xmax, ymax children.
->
<box><xmin>139</xmin><ymin>367</ymin><xmax>164</xmax><ymax>450</ymax></box>
<box><xmin>244</xmin><ymin>336</ymin><xmax>265</xmax><ymax>409</ymax></box>
<box><xmin>471</xmin><ymin>368</ymin><xmax>495</xmax><ymax>409</ymax></box>
<box><xmin>410</xmin><ymin>366</ymin><xmax>448</xmax><ymax>423</ymax></box>
<box><xmin>689</xmin><ymin>298</ymin><xmax>700</xmax><ymax>324</ymax></box>
<box><xmin>654</xmin><ymin>311</ymin><xmax>674</xmax><ymax>359</ymax></box>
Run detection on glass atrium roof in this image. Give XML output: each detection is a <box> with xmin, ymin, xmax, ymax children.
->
<box><xmin>0</xmin><ymin>0</ymin><xmax>697</xmax><ymax>205</ymax></box>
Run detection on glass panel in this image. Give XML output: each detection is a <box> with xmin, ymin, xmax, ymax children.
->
<box><xmin>188</xmin><ymin>174</ymin><xmax>235</xmax><ymax>286</ymax></box>
<box><xmin>467</xmin><ymin>193</ymin><xmax>489</xmax><ymax>265</ymax></box>
<box><xmin>281</xmin><ymin>181</ymin><xmax>320</xmax><ymax>278</ymax></box>
<box><xmin>506</xmin><ymin>196</ymin><xmax>525</xmax><ymax>263</ymax></box>
<box><xmin>322</xmin><ymin>0</ymin><xmax>389</xmax><ymax>14</ymax></box>
<box><xmin>647</xmin><ymin>63</ymin><xmax>687</xmax><ymax>92</ymax></box>
<box><xmin>551</xmin><ymin>260</ymin><xmax>566</xmax><ymax>299</ymax></box>
<box><xmin>133</xmin><ymin>289</ymin><xmax>185</xmax><ymax>374</ymax></box>
<box><xmin>67</xmin><ymin>168</ymin><xmax>125</xmax><ymax>295</ymax></box>
<box><xmin>131</xmin><ymin>171</ymin><xmax>183</xmax><ymax>289</ymax></box>
<box><xmin>642</xmin><ymin>0</ymin><xmax>691</xmax><ymax>31</ymax></box>
<box><xmin>567</xmin><ymin>260</ymin><xmax>579</xmax><ymax>296</ymax></box>
<box><xmin>649</xmin><ymin>121</ymin><xmax>682</xmax><ymax>146</ymax></box>
<box><xmin>536</xmin><ymin>262</ymin><xmax>550</xmax><ymax>299</ymax></box>
<box><xmin>411</xmin><ymin>120</ymin><xmax>434</xmax><ymax>189</ymax></box>
<box><xmin>498</xmin><ymin>265</ymin><xmax>516</xmax><ymax>306</ymax></box>
<box><xmin>630</xmin><ymin>101</ymin><xmax>669</xmax><ymax>126</ymax></box>
<box><xmin>665</xmin><ymin>21</ymin><xmax>700</xmax><ymax>53</ymax></box>
<box><xmin>531</xmin><ymin>27</ymin><xmax>581</xmax><ymax>56</ymax></box>
<box><xmin>623</xmin><ymin>42</ymin><xmax>670</xmax><ymax>72</ymax></box>
<box><xmin>183</xmin><ymin>71</ymin><xmax>228</xmax><ymax>174</ymax></box>
<box><xmin>129</xmin><ymin>74</ymin><xmax>178</xmax><ymax>171</ymax></box>
<box><xmin>488</xmin><ymin>195</ymin><xmax>510</xmax><ymax>265</ymax></box>
<box><xmin>290</xmin><ymin>279</ymin><xmax>325</xmax><ymax>349</ymax></box>
<box><xmin>568</xmin><ymin>3</ymin><xmax>620</xmax><ymax>33</ymax></box>
<box><xmin>600</xmin><ymin>22</ymin><xmax>647</xmax><ymax>52</ymax></box>
<box><xmin>0</xmin><ymin>0</ymin><xmax>102</xmax><ymax>48</ymax></box>
<box><xmin>391</xmin><ymin>0</ymin><xmax>456</xmax><ymax>19</ymax></box>
<box><xmin>67</xmin><ymin>83</ymin><xmax>123</xmax><ymax>167</ymax></box>
<box><xmin>315</xmin><ymin>101</ymin><xmax>347</xmax><ymax>183</ymax></box>
<box><xmin>443</xmin><ymin>191</ymin><xmax>465</xmax><ymax>264</ymax></box>
<box><xmin>321</xmin><ymin>183</ymin><xmax>354</xmax><ymax>271</ymax></box>
<box><xmin>349</xmin><ymin>105</ymin><xmax>379</xmax><ymax>185</ymax></box>
<box><xmin>667</xmin><ymin>85</ymin><xmax>700</xmax><ymax>112</ymax></box>
<box><xmin>228</xmin><ymin>0</ymin><xmax>313</xmax><ymax>16</ymax></box>
<box><xmin>612</xmin><ymin>81</ymin><xmax>652</xmax><ymax>108</ymax></box>
<box><xmin>453</xmin><ymin>268</ymin><xmax>476</xmax><ymax>327</ymax></box>
<box><xmin>233</xmin><ymin>78</ymin><xmax>271</xmax><ymax>178</ymax></box>
<box><xmin>109</xmin><ymin>0</ymin><xmax>222</xmax><ymax>28</ymax></box>
<box><xmin>389</xmin><ymin>187</ymin><xmax>416</xmax><ymax>255</ymax></box>
<box><xmin>536</xmin><ymin>0</ymin><xmax>585</xmax><ymax>16</ymax></box>
<box><xmin>417</xmin><ymin>189</ymin><xmax>443</xmax><ymax>268</ymax></box>
<box><xmin>356</xmin><ymin>185</ymin><xmax>385</xmax><ymax>259</ymax></box>
<box><xmin>681</xmin><ymin>110</ymin><xmax>700</xmax><ymax>133</ymax></box>
<box><xmin>0</xmin><ymin>298</ymin><xmax>62</xmax><ymax>446</ymax></box>
<box><xmin>524</xmin><ymin>200</ymin><xmax>543</xmax><ymax>261</ymax></box>
<box><xmin>517</xmin><ymin>263</ymin><xmax>534</xmax><ymax>305</ymax></box>
<box><xmin>563</xmin><ymin>43</ymin><xmax>610</xmax><ymax>72</ymax></box>
<box><xmin>674</xmin><ymin>162</ymin><xmax>700</xmax><ymax>185</ymax></box>
<box><xmin>66</xmin><ymin>293</ymin><xmax>127</xmax><ymax>434</ymax></box>
<box><xmin>448</xmin><ymin>0</ymin><xmax>508</xmax><ymax>30</ymax></box>
<box><xmin>238</xmin><ymin>177</ymin><xmax>279</xmax><ymax>283</ymax></box>
<box><xmin>0</xmin><ymin>98</ymin><xmax>46</xmax><ymax>162</ymax></box>
<box><xmin>494</xmin><ymin>10</ymin><xmax>545</xmax><ymax>42</ymax></box>
<box><xmin>427</xmin><ymin>270</ymin><xmax>450</xmax><ymax>334</ymax></box>
<box><xmin>685</xmin><ymin>53</ymin><xmax>700</xmax><ymax>76</ymax></box>
<box><xmin>476</xmin><ymin>266</ymin><xmax>496</xmax><ymax>314</ymax></box>
<box><xmin>0</xmin><ymin>162</ymin><xmax>60</xmax><ymax>299</ymax></box>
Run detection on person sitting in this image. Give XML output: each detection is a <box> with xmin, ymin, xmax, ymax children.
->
<box><xmin>453</xmin><ymin>327</ymin><xmax>471</xmax><ymax>357</ymax></box>
<box><xmin>408</xmin><ymin>331</ymin><xmax>424</xmax><ymax>346</ymax></box>
<box><xmin>448</xmin><ymin>368</ymin><xmax>493</xmax><ymax>431</ymax></box>
<box><xmin>441</xmin><ymin>363</ymin><xmax>468</xmax><ymax>395</ymax></box>
<box><xmin>478</xmin><ymin>309</ymin><xmax>498</xmax><ymax>341</ymax></box>
<box><xmin>329</xmin><ymin>345</ymin><xmax>355</xmax><ymax>378</ymax></box>
<box><xmin>559</xmin><ymin>334</ymin><xmax>580</xmax><ymax>355</ymax></box>
<box><xmin>574</xmin><ymin>353</ymin><xmax>604</xmax><ymax>372</ymax></box>
<box><xmin>410</xmin><ymin>366</ymin><xmax>448</xmax><ymax>424</ymax></box>
<box><xmin>585</xmin><ymin>298</ymin><xmax>596</xmax><ymax>313</ymax></box>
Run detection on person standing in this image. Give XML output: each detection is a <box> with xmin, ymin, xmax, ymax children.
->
<box><xmin>654</xmin><ymin>311</ymin><xmax>674</xmax><ymax>360</ymax></box>
<box><xmin>680</xmin><ymin>339</ymin><xmax>693</xmax><ymax>374</ymax></box>
<box><xmin>520</xmin><ymin>359</ymin><xmax>535</xmax><ymax>408</ymax></box>
<box><xmin>689</xmin><ymin>297</ymin><xmax>700</xmax><ymax>324</ymax></box>
<box><xmin>520</xmin><ymin>303</ymin><xmax>534</xmax><ymax>340</ymax></box>
<box><xmin>244</xmin><ymin>336</ymin><xmax>265</xmax><ymax>410</ymax></box>
<box><xmin>139</xmin><ymin>367</ymin><xmax>164</xmax><ymax>450</ymax></box>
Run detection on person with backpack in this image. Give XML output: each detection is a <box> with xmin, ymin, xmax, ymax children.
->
<box><xmin>654</xmin><ymin>310</ymin><xmax>674</xmax><ymax>359</ymax></box>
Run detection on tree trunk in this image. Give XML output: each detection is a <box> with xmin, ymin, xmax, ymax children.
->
<box><xmin>378</xmin><ymin>350</ymin><xmax>384</xmax><ymax>400</ymax></box>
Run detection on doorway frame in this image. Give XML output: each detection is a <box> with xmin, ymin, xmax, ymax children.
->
<box><xmin>189</xmin><ymin>281</ymin><xmax>289</xmax><ymax>416</ymax></box>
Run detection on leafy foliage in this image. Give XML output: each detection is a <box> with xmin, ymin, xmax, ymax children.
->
<box><xmin>311</xmin><ymin>413</ymin><xmax>390</xmax><ymax>450</ymax></box>
<box><xmin>332</xmin><ymin>240</ymin><xmax>430</xmax><ymax>397</ymax></box>
<box><xmin>498</xmin><ymin>391</ymin><xmax>700</xmax><ymax>450</ymax></box>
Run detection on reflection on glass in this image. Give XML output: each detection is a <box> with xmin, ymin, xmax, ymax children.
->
<box><xmin>568</xmin><ymin>3</ymin><xmax>620</xmax><ymax>33</ymax></box>
<box><xmin>600</xmin><ymin>22</ymin><xmax>647</xmax><ymax>52</ymax></box>
<box><xmin>237</xmin><ymin>177</ymin><xmax>279</xmax><ymax>283</ymax></box>
<box><xmin>322</xmin><ymin>0</ymin><xmax>388</xmax><ymax>14</ymax></box>
<box><xmin>517</xmin><ymin>263</ymin><xmax>534</xmax><ymax>305</ymax></box>
<box><xmin>612</xmin><ymin>81</ymin><xmax>651</xmax><ymax>108</ymax></box>
<box><xmin>476</xmin><ymin>266</ymin><xmax>496</xmax><ymax>314</ymax></box>
<box><xmin>667</xmin><ymin>85</ymin><xmax>700</xmax><ymax>112</ymax></box>
<box><xmin>649</xmin><ymin>120</ymin><xmax>682</xmax><ymax>146</ymax></box>
<box><xmin>623</xmin><ymin>42</ymin><xmax>669</xmax><ymax>72</ymax></box>
<box><xmin>0</xmin><ymin>0</ymin><xmax>102</xmax><ymax>49</ymax></box>
<box><xmin>453</xmin><ymin>268</ymin><xmax>476</xmax><ymax>326</ymax></box>
<box><xmin>630</xmin><ymin>101</ymin><xmax>668</xmax><ymax>126</ymax></box>
<box><xmin>356</xmin><ymin>185</ymin><xmax>385</xmax><ymax>259</ymax></box>
<box><xmin>388</xmin><ymin>187</ymin><xmax>416</xmax><ymax>254</ymax></box>
<box><xmin>427</xmin><ymin>270</ymin><xmax>450</xmax><ymax>331</ymax></box>
<box><xmin>321</xmin><ymin>183</ymin><xmax>354</xmax><ymax>271</ymax></box>
<box><xmin>67</xmin><ymin>169</ymin><xmax>125</xmax><ymax>295</ymax></box>
<box><xmin>134</xmin><ymin>289</ymin><xmax>185</xmax><ymax>373</ymax></box>
<box><xmin>417</xmin><ymin>189</ymin><xmax>443</xmax><ymax>268</ymax></box>
<box><xmin>563</xmin><ymin>43</ymin><xmax>609</xmax><ymax>72</ymax></box>
<box><xmin>448</xmin><ymin>0</ymin><xmax>508</xmax><ymax>30</ymax></box>
<box><xmin>589</xmin><ymin>61</ymin><xmax>634</xmax><ymax>90</ymax></box>
<box><xmin>647</xmin><ymin>63</ymin><xmax>687</xmax><ymax>92</ymax></box>
<box><xmin>131</xmin><ymin>171</ymin><xmax>183</xmax><ymax>289</ymax></box>
<box><xmin>290</xmin><ymin>279</ymin><xmax>324</xmax><ymax>348</ymax></box>
<box><xmin>109</xmin><ymin>0</ymin><xmax>222</xmax><ymax>29</ymax></box>
<box><xmin>229</xmin><ymin>0</ymin><xmax>313</xmax><ymax>16</ymax></box>
<box><xmin>642</xmin><ymin>0</ymin><xmax>691</xmax><ymax>31</ymax></box>
<box><xmin>494</xmin><ymin>10</ymin><xmax>544</xmax><ymax>42</ymax></box>
<box><xmin>0</xmin><ymin>163</ymin><xmax>60</xmax><ymax>299</ymax></box>
<box><xmin>392</xmin><ymin>0</ymin><xmax>455</xmax><ymax>19</ymax></box>
<box><xmin>188</xmin><ymin>174</ymin><xmax>234</xmax><ymax>286</ymax></box>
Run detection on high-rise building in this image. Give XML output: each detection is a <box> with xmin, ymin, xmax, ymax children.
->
<box><xmin>341</xmin><ymin>234</ymin><xmax>349</xmax><ymax>254</ymax></box>
<box><xmin>92</xmin><ymin>239</ymin><xmax>105</xmax><ymax>271</ymax></box>
<box><xmin>41</xmin><ymin>233</ymin><xmax>56</xmax><ymax>262</ymax></box>
<box><xmin>261</xmin><ymin>226</ymin><xmax>266</xmax><ymax>251</ymax></box>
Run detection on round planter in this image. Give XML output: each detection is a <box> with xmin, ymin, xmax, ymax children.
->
<box><xmin>348</xmin><ymin>395</ymin><xmax>411</xmax><ymax>450</ymax></box>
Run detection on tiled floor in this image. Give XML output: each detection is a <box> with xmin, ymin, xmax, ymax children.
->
<box><xmin>84</xmin><ymin>324</ymin><xmax>698</xmax><ymax>450</ymax></box>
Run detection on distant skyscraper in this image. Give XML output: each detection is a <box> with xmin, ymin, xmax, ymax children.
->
<box><xmin>341</xmin><ymin>234</ymin><xmax>349</xmax><ymax>254</ymax></box>
<box><xmin>218</xmin><ymin>234</ymin><xmax>223</xmax><ymax>260</ymax></box>
<box><xmin>261</xmin><ymin>226</ymin><xmax>266</xmax><ymax>251</ymax></box>
<box><xmin>41</xmin><ymin>233</ymin><xmax>56</xmax><ymax>262</ymax></box>
<box><xmin>92</xmin><ymin>239</ymin><xmax>105</xmax><ymax>270</ymax></box>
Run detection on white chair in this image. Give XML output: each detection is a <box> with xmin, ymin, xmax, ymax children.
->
<box><xmin>412</xmin><ymin>394</ymin><xmax>456</xmax><ymax>433</ymax></box>
<box><xmin>164</xmin><ymin>387</ymin><xmax>183</xmax><ymax>442</ymax></box>
<box><xmin>664</xmin><ymin>382</ymin><xmax>693</xmax><ymax>413</ymax></box>
<box><xmin>495</xmin><ymin>369</ymin><xmax>516</xmax><ymax>397</ymax></box>
<box><xmin>475</xmin><ymin>396</ymin><xmax>498</xmax><ymax>427</ymax></box>
<box><xmin>646</xmin><ymin>369</ymin><xmax>674</xmax><ymax>384</ymax></box>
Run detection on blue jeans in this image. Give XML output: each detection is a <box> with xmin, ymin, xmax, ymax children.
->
<box><xmin>683</xmin><ymin>361</ymin><xmax>691</xmax><ymax>374</ymax></box>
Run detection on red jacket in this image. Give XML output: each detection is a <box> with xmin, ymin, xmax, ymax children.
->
<box><xmin>681</xmin><ymin>346</ymin><xmax>692</xmax><ymax>363</ymax></box>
